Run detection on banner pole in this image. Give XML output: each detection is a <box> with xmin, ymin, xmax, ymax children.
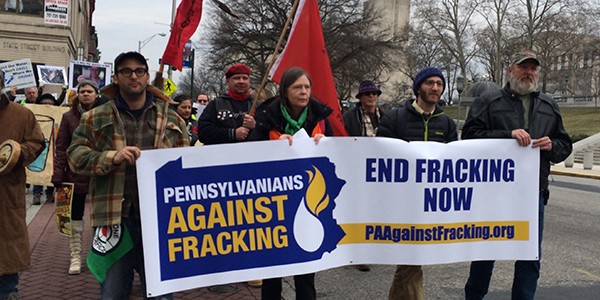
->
<box><xmin>250</xmin><ymin>0</ymin><xmax>300</xmax><ymax>114</ymax></box>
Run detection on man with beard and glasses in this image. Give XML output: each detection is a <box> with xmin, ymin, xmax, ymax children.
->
<box><xmin>68</xmin><ymin>51</ymin><xmax>189</xmax><ymax>299</ymax></box>
<box><xmin>462</xmin><ymin>50</ymin><xmax>572</xmax><ymax>300</ymax></box>
<box><xmin>378</xmin><ymin>67</ymin><xmax>457</xmax><ymax>300</ymax></box>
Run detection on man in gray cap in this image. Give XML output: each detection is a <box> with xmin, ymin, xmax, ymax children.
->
<box><xmin>462</xmin><ymin>50</ymin><xmax>572</xmax><ymax>300</ymax></box>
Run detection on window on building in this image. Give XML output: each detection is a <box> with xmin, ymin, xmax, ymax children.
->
<box><xmin>2</xmin><ymin>0</ymin><xmax>44</xmax><ymax>16</ymax></box>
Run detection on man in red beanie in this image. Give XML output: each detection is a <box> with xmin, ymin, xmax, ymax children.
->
<box><xmin>197</xmin><ymin>63</ymin><xmax>256</xmax><ymax>144</ymax></box>
<box><xmin>196</xmin><ymin>63</ymin><xmax>262</xmax><ymax>287</ymax></box>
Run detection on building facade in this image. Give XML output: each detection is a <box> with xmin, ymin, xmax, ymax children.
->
<box><xmin>0</xmin><ymin>0</ymin><xmax>97</xmax><ymax>84</ymax></box>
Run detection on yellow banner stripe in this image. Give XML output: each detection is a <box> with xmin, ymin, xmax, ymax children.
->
<box><xmin>339</xmin><ymin>221</ymin><xmax>529</xmax><ymax>245</ymax></box>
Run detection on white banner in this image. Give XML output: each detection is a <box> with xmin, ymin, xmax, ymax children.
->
<box><xmin>137</xmin><ymin>137</ymin><xmax>540</xmax><ymax>296</ymax></box>
<box><xmin>0</xmin><ymin>58</ymin><xmax>36</xmax><ymax>90</ymax></box>
<box><xmin>68</xmin><ymin>60</ymin><xmax>111</xmax><ymax>90</ymax></box>
<box><xmin>37</xmin><ymin>65</ymin><xmax>68</xmax><ymax>86</ymax></box>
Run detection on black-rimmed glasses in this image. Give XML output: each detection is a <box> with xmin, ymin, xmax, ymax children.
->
<box><xmin>117</xmin><ymin>68</ymin><xmax>147</xmax><ymax>77</ymax></box>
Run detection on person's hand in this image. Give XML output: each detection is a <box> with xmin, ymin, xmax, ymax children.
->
<box><xmin>9</xmin><ymin>86</ymin><xmax>17</xmax><ymax>96</ymax></box>
<box><xmin>235</xmin><ymin>126</ymin><xmax>250</xmax><ymax>141</ymax></box>
<box><xmin>113</xmin><ymin>146</ymin><xmax>141</xmax><ymax>165</ymax></box>
<box><xmin>278</xmin><ymin>134</ymin><xmax>293</xmax><ymax>145</ymax></box>
<box><xmin>313</xmin><ymin>134</ymin><xmax>325</xmax><ymax>145</ymax></box>
<box><xmin>511</xmin><ymin>129</ymin><xmax>531</xmax><ymax>147</ymax></box>
<box><xmin>532</xmin><ymin>136</ymin><xmax>553</xmax><ymax>151</ymax></box>
<box><xmin>242</xmin><ymin>114</ymin><xmax>256</xmax><ymax>129</ymax></box>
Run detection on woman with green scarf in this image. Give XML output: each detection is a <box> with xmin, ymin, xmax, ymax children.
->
<box><xmin>249</xmin><ymin>67</ymin><xmax>333</xmax><ymax>145</ymax></box>
<box><xmin>247</xmin><ymin>67</ymin><xmax>333</xmax><ymax>300</ymax></box>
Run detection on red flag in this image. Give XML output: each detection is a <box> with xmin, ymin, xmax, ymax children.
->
<box><xmin>269</xmin><ymin>0</ymin><xmax>348</xmax><ymax>136</ymax></box>
<box><xmin>161</xmin><ymin>0</ymin><xmax>203</xmax><ymax>71</ymax></box>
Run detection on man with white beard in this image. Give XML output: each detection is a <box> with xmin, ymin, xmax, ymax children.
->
<box><xmin>461</xmin><ymin>50</ymin><xmax>572</xmax><ymax>300</ymax></box>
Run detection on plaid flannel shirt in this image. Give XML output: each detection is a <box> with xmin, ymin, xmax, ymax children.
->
<box><xmin>67</xmin><ymin>84</ymin><xmax>189</xmax><ymax>227</ymax></box>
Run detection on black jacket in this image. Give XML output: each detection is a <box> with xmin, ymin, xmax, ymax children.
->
<box><xmin>343</xmin><ymin>104</ymin><xmax>385</xmax><ymax>137</ymax></box>
<box><xmin>461</xmin><ymin>86</ymin><xmax>572</xmax><ymax>190</ymax></box>
<box><xmin>248</xmin><ymin>96</ymin><xmax>333</xmax><ymax>141</ymax></box>
<box><xmin>197</xmin><ymin>94</ymin><xmax>253</xmax><ymax>144</ymax></box>
<box><xmin>377</xmin><ymin>100</ymin><xmax>457</xmax><ymax>143</ymax></box>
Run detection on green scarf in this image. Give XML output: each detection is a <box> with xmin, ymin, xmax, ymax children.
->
<box><xmin>280</xmin><ymin>103</ymin><xmax>308</xmax><ymax>135</ymax></box>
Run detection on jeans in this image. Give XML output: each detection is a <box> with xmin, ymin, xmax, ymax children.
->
<box><xmin>262</xmin><ymin>273</ymin><xmax>316</xmax><ymax>300</ymax></box>
<box><xmin>100</xmin><ymin>218</ymin><xmax>172</xmax><ymax>300</ymax></box>
<box><xmin>0</xmin><ymin>273</ymin><xmax>18</xmax><ymax>299</ymax></box>
<box><xmin>465</xmin><ymin>193</ymin><xmax>545</xmax><ymax>300</ymax></box>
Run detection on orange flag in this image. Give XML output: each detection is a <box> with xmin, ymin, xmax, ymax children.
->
<box><xmin>161</xmin><ymin>0</ymin><xmax>203</xmax><ymax>71</ymax></box>
<box><xmin>269</xmin><ymin>0</ymin><xmax>348</xmax><ymax>136</ymax></box>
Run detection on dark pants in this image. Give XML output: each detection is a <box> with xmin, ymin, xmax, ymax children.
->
<box><xmin>99</xmin><ymin>218</ymin><xmax>172</xmax><ymax>300</ymax></box>
<box><xmin>32</xmin><ymin>185</ymin><xmax>54</xmax><ymax>196</ymax></box>
<box><xmin>0</xmin><ymin>273</ymin><xmax>18</xmax><ymax>299</ymax></box>
<box><xmin>261</xmin><ymin>273</ymin><xmax>316</xmax><ymax>300</ymax></box>
<box><xmin>465</xmin><ymin>193</ymin><xmax>545</xmax><ymax>300</ymax></box>
<box><xmin>71</xmin><ymin>193</ymin><xmax>87</xmax><ymax>220</ymax></box>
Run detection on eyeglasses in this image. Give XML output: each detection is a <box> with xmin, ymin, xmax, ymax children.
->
<box><xmin>198</xmin><ymin>99</ymin><xmax>209</xmax><ymax>104</ymax></box>
<box><xmin>117</xmin><ymin>68</ymin><xmax>148</xmax><ymax>77</ymax></box>
<box><xmin>423</xmin><ymin>79</ymin><xmax>444</xmax><ymax>87</ymax></box>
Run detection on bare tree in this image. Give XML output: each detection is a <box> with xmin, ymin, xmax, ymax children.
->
<box><xmin>176</xmin><ymin>0</ymin><xmax>403</xmax><ymax>102</ymax></box>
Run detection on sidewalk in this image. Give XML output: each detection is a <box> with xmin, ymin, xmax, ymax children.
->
<box><xmin>20</xmin><ymin>192</ymin><xmax>261</xmax><ymax>300</ymax></box>
<box><xmin>550</xmin><ymin>161</ymin><xmax>600</xmax><ymax>180</ymax></box>
<box><xmin>20</xmin><ymin>162</ymin><xmax>598</xmax><ymax>299</ymax></box>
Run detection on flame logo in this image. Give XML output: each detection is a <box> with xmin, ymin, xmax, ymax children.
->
<box><xmin>294</xmin><ymin>166</ymin><xmax>329</xmax><ymax>252</ymax></box>
<box><xmin>305</xmin><ymin>166</ymin><xmax>330</xmax><ymax>216</ymax></box>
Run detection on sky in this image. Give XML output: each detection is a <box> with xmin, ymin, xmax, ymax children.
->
<box><xmin>93</xmin><ymin>0</ymin><xmax>206</xmax><ymax>84</ymax></box>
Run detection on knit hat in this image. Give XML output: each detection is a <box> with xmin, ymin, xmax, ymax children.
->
<box><xmin>413</xmin><ymin>67</ymin><xmax>445</xmax><ymax>95</ymax></box>
<box><xmin>511</xmin><ymin>50</ymin><xmax>540</xmax><ymax>66</ymax></box>
<box><xmin>225</xmin><ymin>63</ymin><xmax>251</xmax><ymax>78</ymax></box>
<box><xmin>355</xmin><ymin>80</ymin><xmax>382</xmax><ymax>98</ymax></box>
<box><xmin>77</xmin><ymin>79</ymin><xmax>99</xmax><ymax>93</ymax></box>
<box><xmin>36</xmin><ymin>93</ymin><xmax>58</xmax><ymax>106</ymax></box>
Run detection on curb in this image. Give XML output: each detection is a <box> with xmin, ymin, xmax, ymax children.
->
<box><xmin>550</xmin><ymin>169</ymin><xmax>600</xmax><ymax>180</ymax></box>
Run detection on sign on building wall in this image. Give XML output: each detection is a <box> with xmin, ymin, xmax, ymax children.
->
<box><xmin>44</xmin><ymin>0</ymin><xmax>69</xmax><ymax>26</ymax></box>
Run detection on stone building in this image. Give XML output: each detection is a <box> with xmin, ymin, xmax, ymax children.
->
<box><xmin>0</xmin><ymin>0</ymin><xmax>98</xmax><ymax>91</ymax></box>
<box><xmin>365</xmin><ymin>0</ymin><xmax>411</xmax><ymax>104</ymax></box>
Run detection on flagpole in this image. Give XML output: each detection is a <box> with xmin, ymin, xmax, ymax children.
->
<box><xmin>250</xmin><ymin>0</ymin><xmax>300</xmax><ymax>114</ymax></box>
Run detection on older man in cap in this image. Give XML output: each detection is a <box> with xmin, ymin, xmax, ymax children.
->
<box><xmin>197</xmin><ymin>63</ymin><xmax>256</xmax><ymax>145</ymax></box>
<box><xmin>378</xmin><ymin>67</ymin><xmax>457</xmax><ymax>300</ymax></box>
<box><xmin>462</xmin><ymin>50</ymin><xmax>572</xmax><ymax>300</ymax></box>
<box><xmin>343</xmin><ymin>80</ymin><xmax>384</xmax><ymax>138</ymax></box>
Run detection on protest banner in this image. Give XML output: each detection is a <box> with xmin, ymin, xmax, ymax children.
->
<box><xmin>37</xmin><ymin>65</ymin><xmax>68</xmax><ymax>85</ymax></box>
<box><xmin>55</xmin><ymin>183</ymin><xmax>74</xmax><ymax>236</ymax></box>
<box><xmin>137</xmin><ymin>137</ymin><xmax>539</xmax><ymax>296</ymax></box>
<box><xmin>0</xmin><ymin>58</ymin><xmax>37</xmax><ymax>90</ymax></box>
<box><xmin>24</xmin><ymin>104</ymin><xmax>68</xmax><ymax>186</ymax></box>
<box><xmin>68</xmin><ymin>60</ymin><xmax>111</xmax><ymax>90</ymax></box>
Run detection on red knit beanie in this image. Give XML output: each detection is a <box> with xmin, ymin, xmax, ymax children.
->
<box><xmin>225</xmin><ymin>64</ymin><xmax>251</xmax><ymax>78</ymax></box>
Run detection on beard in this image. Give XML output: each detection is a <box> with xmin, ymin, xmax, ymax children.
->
<box><xmin>508</xmin><ymin>72</ymin><xmax>538</xmax><ymax>95</ymax></box>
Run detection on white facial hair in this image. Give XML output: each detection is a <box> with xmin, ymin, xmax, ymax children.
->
<box><xmin>508</xmin><ymin>70</ymin><xmax>538</xmax><ymax>95</ymax></box>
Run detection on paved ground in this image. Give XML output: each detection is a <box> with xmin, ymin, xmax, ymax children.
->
<box><xmin>16</xmin><ymin>163</ymin><xmax>598</xmax><ymax>299</ymax></box>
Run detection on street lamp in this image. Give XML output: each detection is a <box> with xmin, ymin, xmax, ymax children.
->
<box><xmin>138</xmin><ymin>33</ymin><xmax>166</xmax><ymax>53</ymax></box>
<box><xmin>456</xmin><ymin>75</ymin><xmax>466</xmax><ymax>135</ymax></box>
